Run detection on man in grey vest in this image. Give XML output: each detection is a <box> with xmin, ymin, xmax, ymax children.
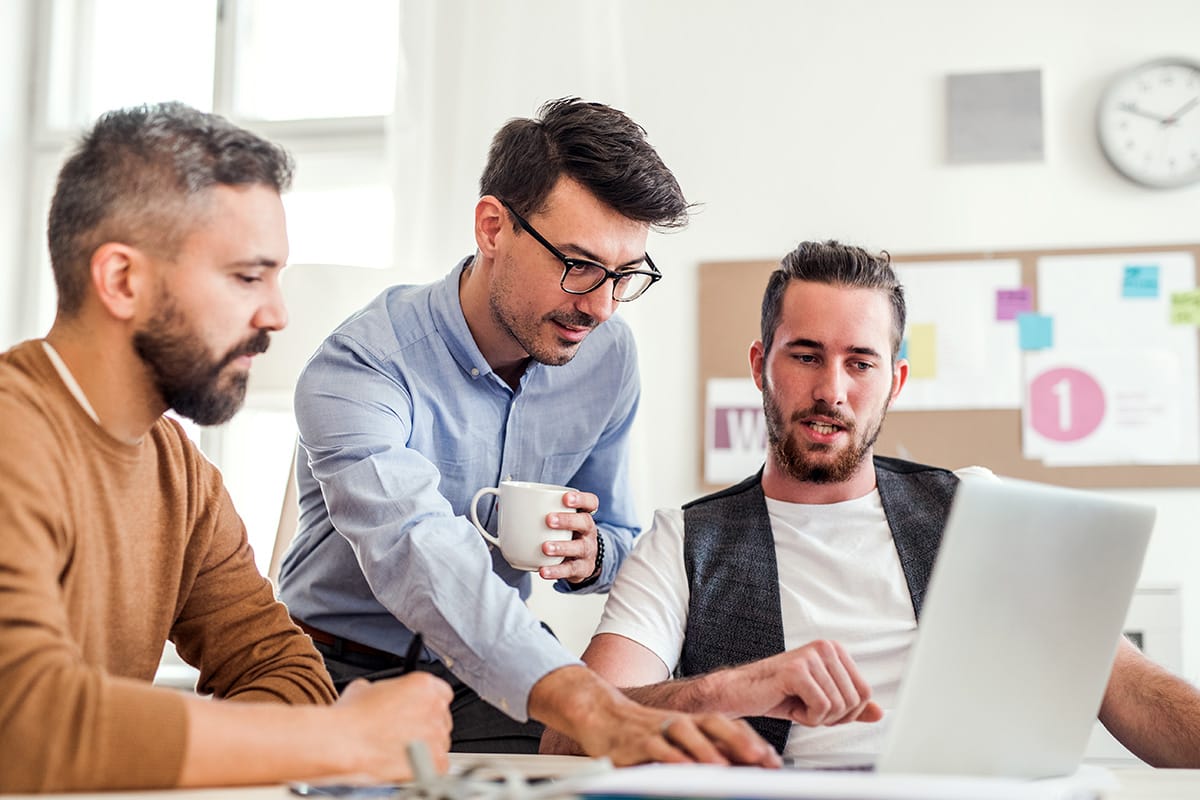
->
<box><xmin>544</xmin><ymin>240</ymin><xmax>1200</xmax><ymax>766</ymax></box>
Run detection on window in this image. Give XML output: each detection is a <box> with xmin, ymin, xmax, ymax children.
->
<box><xmin>228</xmin><ymin>0</ymin><xmax>398</xmax><ymax>122</ymax></box>
<box><xmin>39</xmin><ymin>0</ymin><xmax>397</xmax><ymax>128</ymax></box>
<box><xmin>25</xmin><ymin>0</ymin><xmax>400</xmax><ymax>575</ymax></box>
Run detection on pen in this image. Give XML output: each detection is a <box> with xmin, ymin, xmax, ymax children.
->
<box><xmin>403</xmin><ymin>631</ymin><xmax>424</xmax><ymax>674</ymax></box>
<box><xmin>289</xmin><ymin>782</ymin><xmax>399</xmax><ymax>798</ymax></box>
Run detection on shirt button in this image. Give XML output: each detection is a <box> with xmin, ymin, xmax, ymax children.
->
<box><xmin>500</xmin><ymin>698</ymin><xmax>509</xmax><ymax>712</ymax></box>
<box><xmin>443</xmin><ymin>656</ymin><xmax>454</xmax><ymax>668</ymax></box>
<box><xmin>470</xmin><ymin>367</ymin><xmax>480</xmax><ymax>377</ymax></box>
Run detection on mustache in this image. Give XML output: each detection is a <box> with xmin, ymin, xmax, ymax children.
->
<box><xmin>218</xmin><ymin>329</ymin><xmax>271</xmax><ymax>369</ymax></box>
<box><xmin>548</xmin><ymin>310</ymin><xmax>598</xmax><ymax>330</ymax></box>
<box><xmin>789</xmin><ymin>402</ymin><xmax>853</xmax><ymax>429</ymax></box>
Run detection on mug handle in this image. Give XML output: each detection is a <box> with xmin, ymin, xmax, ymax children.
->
<box><xmin>469</xmin><ymin>487</ymin><xmax>502</xmax><ymax>547</ymax></box>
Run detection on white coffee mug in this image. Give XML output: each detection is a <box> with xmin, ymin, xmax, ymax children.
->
<box><xmin>469</xmin><ymin>480</ymin><xmax>573</xmax><ymax>571</ymax></box>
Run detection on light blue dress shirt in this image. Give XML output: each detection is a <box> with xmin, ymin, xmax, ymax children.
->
<box><xmin>278</xmin><ymin>258</ymin><xmax>641</xmax><ymax>719</ymax></box>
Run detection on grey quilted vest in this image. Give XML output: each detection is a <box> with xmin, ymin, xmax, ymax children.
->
<box><xmin>678</xmin><ymin>456</ymin><xmax>959</xmax><ymax>754</ymax></box>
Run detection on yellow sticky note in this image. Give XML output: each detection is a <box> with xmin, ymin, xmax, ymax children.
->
<box><xmin>907</xmin><ymin>323</ymin><xmax>937</xmax><ymax>379</ymax></box>
<box><xmin>1171</xmin><ymin>290</ymin><xmax>1200</xmax><ymax>326</ymax></box>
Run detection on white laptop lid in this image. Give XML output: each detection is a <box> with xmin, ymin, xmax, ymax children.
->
<box><xmin>875</xmin><ymin>477</ymin><xmax>1154</xmax><ymax>778</ymax></box>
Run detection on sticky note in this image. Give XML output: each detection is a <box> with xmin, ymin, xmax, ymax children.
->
<box><xmin>1122</xmin><ymin>265</ymin><xmax>1160</xmax><ymax>298</ymax></box>
<box><xmin>996</xmin><ymin>287</ymin><xmax>1033</xmax><ymax>321</ymax></box>
<box><xmin>1171</xmin><ymin>290</ymin><xmax>1200</xmax><ymax>325</ymax></box>
<box><xmin>1017</xmin><ymin>312</ymin><xmax>1053</xmax><ymax>350</ymax></box>
<box><xmin>906</xmin><ymin>323</ymin><xmax>937</xmax><ymax>379</ymax></box>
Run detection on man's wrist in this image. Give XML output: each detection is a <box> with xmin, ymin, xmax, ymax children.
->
<box><xmin>569</xmin><ymin>530</ymin><xmax>605</xmax><ymax>589</ymax></box>
<box><xmin>701</xmin><ymin>666</ymin><xmax>746</xmax><ymax>716</ymax></box>
<box><xmin>529</xmin><ymin>664</ymin><xmax>624</xmax><ymax>736</ymax></box>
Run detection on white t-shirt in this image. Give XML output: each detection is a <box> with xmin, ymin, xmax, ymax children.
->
<box><xmin>595</xmin><ymin>467</ymin><xmax>995</xmax><ymax>760</ymax></box>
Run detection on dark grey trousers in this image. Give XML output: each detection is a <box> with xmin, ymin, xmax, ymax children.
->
<box><xmin>312</xmin><ymin>640</ymin><xmax>544</xmax><ymax>754</ymax></box>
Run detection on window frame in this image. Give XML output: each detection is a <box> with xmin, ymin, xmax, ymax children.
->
<box><xmin>20</xmin><ymin>0</ymin><xmax>397</xmax><ymax>565</ymax></box>
<box><xmin>22</xmin><ymin>0</ymin><xmax>396</xmax><ymax>335</ymax></box>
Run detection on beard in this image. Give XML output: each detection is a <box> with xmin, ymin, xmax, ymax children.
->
<box><xmin>133</xmin><ymin>294</ymin><xmax>270</xmax><ymax>426</ymax></box>
<box><xmin>489</xmin><ymin>253</ymin><xmax>597</xmax><ymax>366</ymax></box>
<box><xmin>762</xmin><ymin>379</ymin><xmax>887</xmax><ymax>484</ymax></box>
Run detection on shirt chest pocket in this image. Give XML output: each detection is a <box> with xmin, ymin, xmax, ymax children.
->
<box><xmin>539</xmin><ymin>450</ymin><xmax>589</xmax><ymax>487</ymax></box>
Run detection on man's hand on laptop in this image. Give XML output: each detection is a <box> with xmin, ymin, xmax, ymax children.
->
<box><xmin>532</xmin><ymin>665</ymin><xmax>781</xmax><ymax>767</ymax></box>
<box><xmin>712</xmin><ymin>640</ymin><xmax>884</xmax><ymax>727</ymax></box>
<box><xmin>583</xmin><ymin>702</ymin><xmax>781</xmax><ymax>767</ymax></box>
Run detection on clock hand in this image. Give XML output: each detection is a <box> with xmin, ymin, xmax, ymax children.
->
<box><xmin>1118</xmin><ymin>101</ymin><xmax>1168</xmax><ymax>124</ymax></box>
<box><xmin>1164</xmin><ymin>96</ymin><xmax>1200</xmax><ymax>124</ymax></box>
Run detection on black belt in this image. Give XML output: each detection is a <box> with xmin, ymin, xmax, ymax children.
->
<box><xmin>292</xmin><ymin>618</ymin><xmax>428</xmax><ymax>674</ymax></box>
<box><xmin>292</xmin><ymin>618</ymin><xmax>405</xmax><ymax>664</ymax></box>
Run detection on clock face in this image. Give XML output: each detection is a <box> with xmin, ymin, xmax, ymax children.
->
<box><xmin>1096</xmin><ymin>57</ymin><xmax>1200</xmax><ymax>188</ymax></box>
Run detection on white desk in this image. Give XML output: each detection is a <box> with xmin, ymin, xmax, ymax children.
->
<box><xmin>7</xmin><ymin>761</ymin><xmax>1200</xmax><ymax>799</ymax></box>
<box><xmin>1103</xmin><ymin>767</ymin><xmax>1200</xmax><ymax>799</ymax></box>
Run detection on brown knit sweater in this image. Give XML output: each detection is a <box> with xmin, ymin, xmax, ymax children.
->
<box><xmin>0</xmin><ymin>340</ymin><xmax>336</xmax><ymax>792</ymax></box>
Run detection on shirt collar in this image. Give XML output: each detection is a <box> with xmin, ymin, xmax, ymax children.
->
<box><xmin>42</xmin><ymin>340</ymin><xmax>102</xmax><ymax>423</ymax></box>
<box><xmin>429</xmin><ymin>256</ymin><xmax>500</xmax><ymax>382</ymax></box>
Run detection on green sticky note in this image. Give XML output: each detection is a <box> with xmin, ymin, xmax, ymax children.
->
<box><xmin>1171</xmin><ymin>290</ymin><xmax>1200</xmax><ymax>326</ymax></box>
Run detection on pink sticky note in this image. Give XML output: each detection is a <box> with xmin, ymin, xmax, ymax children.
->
<box><xmin>996</xmin><ymin>287</ymin><xmax>1033</xmax><ymax>321</ymax></box>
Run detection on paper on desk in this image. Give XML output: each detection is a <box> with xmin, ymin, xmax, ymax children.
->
<box><xmin>574</xmin><ymin>763</ymin><xmax>1115</xmax><ymax>800</ymax></box>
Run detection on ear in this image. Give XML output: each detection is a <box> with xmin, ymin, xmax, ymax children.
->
<box><xmin>89</xmin><ymin>242</ymin><xmax>147</xmax><ymax>321</ymax></box>
<box><xmin>749</xmin><ymin>339</ymin><xmax>766</xmax><ymax>391</ymax></box>
<box><xmin>887</xmin><ymin>358</ymin><xmax>909</xmax><ymax>407</ymax></box>
<box><xmin>474</xmin><ymin>196</ymin><xmax>506</xmax><ymax>257</ymax></box>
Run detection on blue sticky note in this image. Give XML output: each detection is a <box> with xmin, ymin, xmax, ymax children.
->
<box><xmin>1017</xmin><ymin>312</ymin><xmax>1053</xmax><ymax>350</ymax></box>
<box><xmin>898</xmin><ymin>338</ymin><xmax>908</xmax><ymax>361</ymax></box>
<box><xmin>1122</xmin><ymin>265</ymin><xmax>1160</xmax><ymax>298</ymax></box>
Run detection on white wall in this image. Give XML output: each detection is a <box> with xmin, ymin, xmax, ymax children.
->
<box><xmin>0</xmin><ymin>0</ymin><xmax>33</xmax><ymax>344</ymax></box>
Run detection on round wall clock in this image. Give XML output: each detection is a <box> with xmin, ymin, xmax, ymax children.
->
<box><xmin>1096</xmin><ymin>57</ymin><xmax>1200</xmax><ymax>188</ymax></box>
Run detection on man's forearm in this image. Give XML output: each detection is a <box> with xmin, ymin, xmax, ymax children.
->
<box><xmin>181</xmin><ymin>698</ymin><xmax>348</xmax><ymax>786</ymax></box>
<box><xmin>1100</xmin><ymin>639</ymin><xmax>1200</xmax><ymax>767</ymax></box>
<box><xmin>528</xmin><ymin>664</ymin><xmax>630</xmax><ymax>739</ymax></box>
<box><xmin>620</xmin><ymin>670</ymin><xmax>740</xmax><ymax>715</ymax></box>
<box><xmin>534</xmin><ymin>665</ymin><xmax>745</xmax><ymax>732</ymax></box>
<box><xmin>182</xmin><ymin>672</ymin><xmax>452</xmax><ymax>787</ymax></box>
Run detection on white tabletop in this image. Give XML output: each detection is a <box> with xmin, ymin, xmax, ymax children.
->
<box><xmin>7</xmin><ymin>758</ymin><xmax>1199</xmax><ymax>799</ymax></box>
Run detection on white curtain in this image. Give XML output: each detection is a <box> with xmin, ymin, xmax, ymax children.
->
<box><xmin>389</xmin><ymin>0</ymin><xmax>631</xmax><ymax>281</ymax></box>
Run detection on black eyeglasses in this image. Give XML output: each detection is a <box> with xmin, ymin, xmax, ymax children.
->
<box><xmin>499</xmin><ymin>199</ymin><xmax>662</xmax><ymax>302</ymax></box>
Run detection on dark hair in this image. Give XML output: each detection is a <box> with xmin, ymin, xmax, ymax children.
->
<box><xmin>479</xmin><ymin>97</ymin><xmax>688</xmax><ymax>228</ymax></box>
<box><xmin>47</xmin><ymin>101</ymin><xmax>294</xmax><ymax>315</ymax></box>
<box><xmin>760</xmin><ymin>240</ymin><xmax>906</xmax><ymax>360</ymax></box>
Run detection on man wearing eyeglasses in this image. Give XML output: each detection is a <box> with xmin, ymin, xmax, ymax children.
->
<box><xmin>278</xmin><ymin>98</ymin><xmax>779</xmax><ymax>767</ymax></box>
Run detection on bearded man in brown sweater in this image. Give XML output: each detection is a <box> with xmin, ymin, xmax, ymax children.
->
<box><xmin>0</xmin><ymin>102</ymin><xmax>452</xmax><ymax>793</ymax></box>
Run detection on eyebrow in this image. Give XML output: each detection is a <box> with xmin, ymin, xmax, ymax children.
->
<box><xmin>784</xmin><ymin>338</ymin><xmax>883</xmax><ymax>359</ymax></box>
<box><xmin>559</xmin><ymin>244</ymin><xmax>648</xmax><ymax>271</ymax></box>
<box><xmin>227</xmin><ymin>258</ymin><xmax>284</xmax><ymax>269</ymax></box>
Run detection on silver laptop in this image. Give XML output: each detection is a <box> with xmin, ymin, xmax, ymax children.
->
<box><xmin>870</xmin><ymin>476</ymin><xmax>1155</xmax><ymax>778</ymax></box>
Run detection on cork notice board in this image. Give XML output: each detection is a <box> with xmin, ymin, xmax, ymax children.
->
<box><xmin>699</xmin><ymin>244</ymin><xmax>1200</xmax><ymax>492</ymax></box>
